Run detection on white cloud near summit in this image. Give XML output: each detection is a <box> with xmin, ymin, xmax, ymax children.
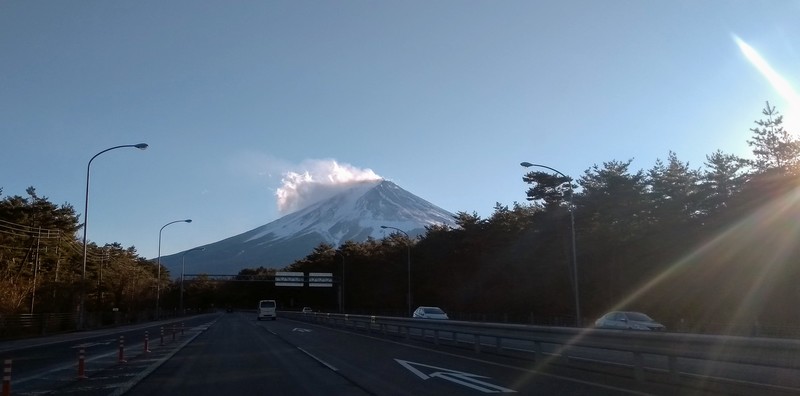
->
<box><xmin>276</xmin><ymin>159</ymin><xmax>382</xmax><ymax>215</ymax></box>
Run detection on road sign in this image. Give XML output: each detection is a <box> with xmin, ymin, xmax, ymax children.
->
<box><xmin>395</xmin><ymin>359</ymin><xmax>516</xmax><ymax>393</ymax></box>
<box><xmin>309</xmin><ymin>272</ymin><xmax>333</xmax><ymax>287</ymax></box>
<box><xmin>276</xmin><ymin>271</ymin><xmax>304</xmax><ymax>287</ymax></box>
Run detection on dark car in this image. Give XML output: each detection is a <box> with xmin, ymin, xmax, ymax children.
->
<box><xmin>594</xmin><ymin>311</ymin><xmax>666</xmax><ymax>331</ymax></box>
<box><xmin>412</xmin><ymin>306</ymin><xmax>449</xmax><ymax>320</ymax></box>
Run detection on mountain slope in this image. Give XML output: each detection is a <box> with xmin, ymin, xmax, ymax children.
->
<box><xmin>159</xmin><ymin>180</ymin><xmax>456</xmax><ymax>276</ymax></box>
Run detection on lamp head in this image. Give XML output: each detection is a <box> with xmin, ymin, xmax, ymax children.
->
<box><xmin>135</xmin><ymin>143</ymin><xmax>149</xmax><ymax>150</ymax></box>
<box><xmin>520</xmin><ymin>162</ymin><xmax>534</xmax><ymax>167</ymax></box>
<box><xmin>380</xmin><ymin>225</ymin><xmax>388</xmax><ymax>229</ymax></box>
<box><xmin>184</xmin><ymin>219</ymin><xmax>192</xmax><ymax>223</ymax></box>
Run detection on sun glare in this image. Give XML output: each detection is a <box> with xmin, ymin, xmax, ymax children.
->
<box><xmin>603</xmin><ymin>184</ymin><xmax>800</xmax><ymax>337</ymax></box>
<box><xmin>733</xmin><ymin>35</ymin><xmax>800</xmax><ymax>133</ymax></box>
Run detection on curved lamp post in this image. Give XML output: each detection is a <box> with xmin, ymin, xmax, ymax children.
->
<box><xmin>180</xmin><ymin>247</ymin><xmax>205</xmax><ymax>314</ymax></box>
<box><xmin>381</xmin><ymin>225</ymin><xmax>412</xmax><ymax>317</ymax></box>
<box><xmin>520</xmin><ymin>162</ymin><xmax>581</xmax><ymax>327</ymax></box>
<box><xmin>157</xmin><ymin>219</ymin><xmax>192</xmax><ymax>319</ymax></box>
<box><xmin>80</xmin><ymin>143</ymin><xmax>148</xmax><ymax>329</ymax></box>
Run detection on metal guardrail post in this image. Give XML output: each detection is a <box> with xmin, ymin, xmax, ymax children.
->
<box><xmin>633</xmin><ymin>352</ymin><xmax>644</xmax><ymax>382</ymax></box>
<box><xmin>668</xmin><ymin>355</ymin><xmax>678</xmax><ymax>383</ymax></box>
<box><xmin>534</xmin><ymin>341</ymin><xmax>543</xmax><ymax>363</ymax></box>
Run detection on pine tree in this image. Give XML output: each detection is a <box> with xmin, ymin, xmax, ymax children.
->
<box><xmin>647</xmin><ymin>151</ymin><xmax>701</xmax><ymax>225</ymax></box>
<box><xmin>699</xmin><ymin>150</ymin><xmax>747</xmax><ymax>217</ymax></box>
<box><xmin>747</xmin><ymin>101</ymin><xmax>799</xmax><ymax>174</ymax></box>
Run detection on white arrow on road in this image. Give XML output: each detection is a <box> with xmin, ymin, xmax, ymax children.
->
<box><xmin>292</xmin><ymin>328</ymin><xmax>312</xmax><ymax>333</ymax></box>
<box><xmin>395</xmin><ymin>359</ymin><xmax>516</xmax><ymax>393</ymax></box>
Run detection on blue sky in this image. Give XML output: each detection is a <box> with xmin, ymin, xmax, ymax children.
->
<box><xmin>1</xmin><ymin>1</ymin><xmax>798</xmax><ymax>260</ymax></box>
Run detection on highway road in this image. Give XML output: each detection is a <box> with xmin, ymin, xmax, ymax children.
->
<box><xmin>4</xmin><ymin>312</ymin><xmax>779</xmax><ymax>395</ymax></box>
<box><xmin>125</xmin><ymin>312</ymin><xmax>680</xmax><ymax>395</ymax></box>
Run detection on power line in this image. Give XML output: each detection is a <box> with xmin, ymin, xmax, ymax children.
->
<box><xmin>0</xmin><ymin>219</ymin><xmax>63</xmax><ymax>238</ymax></box>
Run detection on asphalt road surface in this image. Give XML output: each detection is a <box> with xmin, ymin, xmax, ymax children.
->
<box><xmin>0</xmin><ymin>315</ymin><xmax>215</xmax><ymax>395</ymax></box>
<box><xmin>10</xmin><ymin>312</ymin><xmax>780</xmax><ymax>395</ymax></box>
<box><xmin>125</xmin><ymin>312</ymin><xmax>676</xmax><ymax>396</ymax></box>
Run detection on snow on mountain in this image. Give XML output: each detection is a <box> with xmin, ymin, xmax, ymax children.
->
<box><xmin>158</xmin><ymin>180</ymin><xmax>456</xmax><ymax>276</ymax></box>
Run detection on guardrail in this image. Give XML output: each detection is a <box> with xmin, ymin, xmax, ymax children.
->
<box><xmin>280</xmin><ymin>311</ymin><xmax>800</xmax><ymax>394</ymax></box>
<box><xmin>0</xmin><ymin>313</ymin><xmax>76</xmax><ymax>339</ymax></box>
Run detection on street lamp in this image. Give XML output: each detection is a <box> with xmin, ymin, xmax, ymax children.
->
<box><xmin>336</xmin><ymin>251</ymin><xmax>345</xmax><ymax>313</ymax></box>
<box><xmin>80</xmin><ymin>143</ymin><xmax>148</xmax><ymax>329</ymax></box>
<box><xmin>180</xmin><ymin>247</ymin><xmax>205</xmax><ymax>314</ymax></box>
<box><xmin>157</xmin><ymin>219</ymin><xmax>192</xmax><ymax>319</ymax></box>
<box><xmin>381</xmin><ymin>225</ymin><xmax>412</xmax><ymax>317</ymax></box>
<box><xmin>520</xmin><ymin>161</ymin><xmax>581</xmax><ymax>327</ymax></box>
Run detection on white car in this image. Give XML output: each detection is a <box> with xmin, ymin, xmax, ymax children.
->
<box><xmin>257</xmin><ymin>299</ymin><xmax>277</xmax><ymax>321</ymax></box>
<box><xmin>412</xmin><ymin>306</ymin><xmax>449</xmax><ymax>320</ymax></box>
<box><xmin>302</xmin><ymin>307</ymin><xmax>313</xmax><ymax>314</ymax></box>
<box><xmin>594</xmin><ymin>311</ymin><xmax>665</xmax><ymax>331</ymax></box>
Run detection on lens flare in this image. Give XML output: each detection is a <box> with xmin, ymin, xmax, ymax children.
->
<box><xmin>733</xmin><ymin>34</ymin><xmax>800</xmax><ymax>132</ymax></box>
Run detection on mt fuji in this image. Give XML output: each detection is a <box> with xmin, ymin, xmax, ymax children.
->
<box><xmin>158</xmin><ymin>180</ymin><xmax>457</xmax><ymax>276</ymax></box>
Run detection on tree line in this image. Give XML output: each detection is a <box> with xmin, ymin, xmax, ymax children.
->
<box><xmin>2</xmin><ymin>102</ymin><xmax>798</xmax><ymax>334</ymax></box>
<box><xmin>282</xmin><ymin>101</ymin><xmax>800</xmax><ymax>334</ymax></box>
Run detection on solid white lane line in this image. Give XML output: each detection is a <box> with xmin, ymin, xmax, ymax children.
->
<box><xmin>297</xmin><ymin>347</ymin><xmax>339</xmax><ymax>372</ymax></box>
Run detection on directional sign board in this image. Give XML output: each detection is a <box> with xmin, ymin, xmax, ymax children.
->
<box><xmin>395</xmin><ymin>359</ymin><xmax>516</xmax><ymax>393</ymax></box>
<box><xmin>275</xmin><ymin>271</ymin><xmax>304</xmax><ymax>287</ymax></box>
<box><xmin>308</xmin><ymin>272</ymin><xmax>333</xmax><ymax>287</ymax></box>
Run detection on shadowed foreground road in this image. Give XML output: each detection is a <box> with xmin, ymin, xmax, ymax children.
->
<box><xmin>126</xmin><ymin>313</ymin><xmax>368</xmax><ymax>395</ymax></box>
<box><xmin>125</xmin><ymin>313</ymin><xmax>689</xmax><ymax>396</ymax></box>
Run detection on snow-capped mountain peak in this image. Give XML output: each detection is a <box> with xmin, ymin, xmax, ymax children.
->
<box><xmin>246</xmin><ymin>180</ymin><xmax>454</xmax><ymax>244</ymax></box>
<box><xmin>159</xmin><ymin>180</ymin><xmax>456</xmax><ymax>275</ymax></box>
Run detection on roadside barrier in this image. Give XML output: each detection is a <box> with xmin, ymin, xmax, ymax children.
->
<box><xmin>118</xmin><ymin>336</ymin><xmax>126</xmax><ymax>363</ymax></box>
<box><xmin>286</xmin><ymin>311</ymin><xmax>800</xmax><ymax>393</ymax></box>
<box><xmin>77</xmin><ymin>349</ymin><xmax>87</xmax><ymax>379</ymax></box>
<box><xmin>3</xmin><ymin>359</ymin><xmax>11</xmax><ymax>396</ymax></box>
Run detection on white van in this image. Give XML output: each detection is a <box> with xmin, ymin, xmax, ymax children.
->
<box><xmin>257</xmin><ymin>299</ymin><xmax>277</xmax><ymax>321</ymax></box>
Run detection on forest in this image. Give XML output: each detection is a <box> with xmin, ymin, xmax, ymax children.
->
<box><xmin>2</xmin><ymin>102</ymin><xmax>799</xmax><ymax>335</ymax></box>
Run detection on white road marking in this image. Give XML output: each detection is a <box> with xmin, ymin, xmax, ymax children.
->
<box><xmin>298</xmin><ymin>347</ymin><xmax>338</xmax><ymax>371</ymax></box>
<box><xmin>71</xmin><ymin>339</ymin><xmax>115</xmax><ymax>348</ymax></box>
<box><xmin>396</xmin><ymin>359</ymin><xmax>516</xmax><ymax>393</ymax></box>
